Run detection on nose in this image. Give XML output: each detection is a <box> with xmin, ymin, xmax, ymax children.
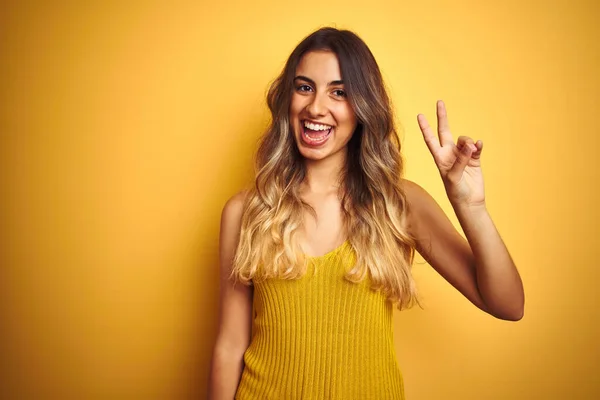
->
<box><xmin>305</xmin><ymin>92</ymin><xmax>327</xmax><ymax>118</ymax></box>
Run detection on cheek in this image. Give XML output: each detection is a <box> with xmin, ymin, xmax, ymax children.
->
<box><xmin>334</xmin><ymin>105</ymin><xmax>357</xmax><ymax>128</ymax></box>
<box><xmin>289</xmin><ymin>95</ymin><xmax>305</xmax><ymax>118</ymax></box>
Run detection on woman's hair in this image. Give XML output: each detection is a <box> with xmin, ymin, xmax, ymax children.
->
<box><xmin>231</xmin><ymin>27</ymin><xmax>418</xmax><ymax>310</ymax></box>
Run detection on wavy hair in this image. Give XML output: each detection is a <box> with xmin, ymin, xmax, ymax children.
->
<box><xmin>231</xmin><ymin>27</ymin><xmax>419</xmax><ymax>310</ymax></box>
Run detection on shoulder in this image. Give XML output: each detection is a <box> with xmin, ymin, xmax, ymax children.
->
<box><xmin>222</xmin><ymin>190</ymin><xmax>249</xmax><ymax>221</ymax></box>
<box><xmin>399</xmin><ymin>178</ymin><xmax>444</xmax><ymax>232</ymax></box>
<box><xmin>400</xmin><ymin>178</ymin><xmax>432</xmax><ymax>208</ymax></box>
<box><xmin>220</xmin><ymin>190</ymin><xmax>250</xmax><ymax>240</ymax></box>
<box><xmin>400</xmin><ymin>178</ymin><xmax>423</xmax><ymax>198</ymax></box>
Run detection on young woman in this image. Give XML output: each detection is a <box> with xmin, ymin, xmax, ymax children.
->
<box><xmin>208</xmin><ymin>27</ymin><xmax>524</xmax><ymax>399</ymax></box>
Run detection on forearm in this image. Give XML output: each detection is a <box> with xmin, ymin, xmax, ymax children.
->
<box><xmin>453</xmin><ymin>203</ymin><xmax>525</xmax><ymax>320</ymax></box>
<box><xmin>208</xmin><ymin>346</ymin><xmax>245</xmax><ymax>400</ymax></box>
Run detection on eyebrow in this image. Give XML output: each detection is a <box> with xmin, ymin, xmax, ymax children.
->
<box><xmin>294</xmin><ymin>75</ymin><xmax>344</xmax><ymax>86</ymax></box>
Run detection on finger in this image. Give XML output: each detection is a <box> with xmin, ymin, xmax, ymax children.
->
<box><xmin>457</xmin><ymin>136</ymin><xmax>483</xmax><ymax>160</ymax></box>
<box><xmin>417</xmin><ymin>113</ymin><xmax>441</xmax><ymax>156</ymax></box>
<box><xmin>437</xmin><ymin>100</ymin><xmax>454</xmax><ymax>147</ymax></box>
<box><xmin>456</xmin><ymin>136</ymin><xmax>477</xmax><ymax>152</ymax></box>
<box><xmin>471</xmin><ymin>140</ymin><xmax>483</xmax><ymax>160</ymax></box>
<box><xmin>446</xmin><ymin>142</ymin><xmax>473</xmax><ymax>183</ymax></box>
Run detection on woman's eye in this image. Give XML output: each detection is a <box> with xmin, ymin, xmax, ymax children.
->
<box><xmin>333</xmin><ymin>89</ymin><xmax>346</xmax><ymax>97</ymax></box>
<box><xmin>297</xmin><ymin>85</ymin><xmax>312</xmax><ymax>92</ymax></box>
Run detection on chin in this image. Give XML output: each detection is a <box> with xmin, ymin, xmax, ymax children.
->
<box><xmin>297</xmin><ymin>144</ymin><xmax>327</xmax><ymax>161</ymax></box>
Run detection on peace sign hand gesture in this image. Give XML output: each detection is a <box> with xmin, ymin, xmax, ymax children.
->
<box><xmin>417</xmin><ymin>100</ymin><xmax>486</xmax><ymax>208</ymax></box>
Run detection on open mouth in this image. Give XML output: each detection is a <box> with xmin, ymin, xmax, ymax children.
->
<box><xmin>301</xmin><ymin>120</ymin><xmax>333</xmax><ymax>146</ymax></box>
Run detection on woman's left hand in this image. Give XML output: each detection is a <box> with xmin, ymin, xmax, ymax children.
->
<box><xmin>417</xmin><ymin>100</ymin><xmax>485</xmax><ymax>208</ymax></box>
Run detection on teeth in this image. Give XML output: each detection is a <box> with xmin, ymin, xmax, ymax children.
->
<box><xmin>304</xmin><ymin>121</ymin><xmax>332</xmax><ymax>131</ymax></box>
<box><xmin>303</xmin><ymin>130</ymin><xmax>329</xmax><ymax>142</ymax></box>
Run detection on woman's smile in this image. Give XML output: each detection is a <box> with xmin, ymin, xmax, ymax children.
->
<box><xmin>301</xmin><ymin>120</ymin><xmax>334</xmax><ymax>147</ymax></box>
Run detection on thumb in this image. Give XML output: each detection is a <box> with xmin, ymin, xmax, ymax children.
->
<box><xmin>446</xmin><ymin>144</ymin><xmax>472</xmax><ymax>183</ymax></box>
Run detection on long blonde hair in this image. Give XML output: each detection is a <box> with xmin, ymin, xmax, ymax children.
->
<box><xmin>231</xmin><ymin>27</ymin><xmax>418</xmax><ymax>310</ymax></box>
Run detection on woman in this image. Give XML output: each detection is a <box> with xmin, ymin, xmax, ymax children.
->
<box><xmin>209</xmin><ymin>27</ymin><xmax>524</xmax><ymax>399</ymax></box>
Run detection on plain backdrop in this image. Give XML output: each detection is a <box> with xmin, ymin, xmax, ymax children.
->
<box><xmin>1</xmin><ymin>1</ymin><xmax>598</xmax><ymax>399</ymax></box>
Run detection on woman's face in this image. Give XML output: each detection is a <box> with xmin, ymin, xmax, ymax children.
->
<box><xmin>289</xmin><ymin>50</ymin><xmax>358</xmax><ymax>162</ymax></box>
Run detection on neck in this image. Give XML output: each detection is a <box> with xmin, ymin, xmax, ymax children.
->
<box><xmin>301</xmin><ymin>147</ymin><xmax>347</xmax><ymax>194</ymax></box>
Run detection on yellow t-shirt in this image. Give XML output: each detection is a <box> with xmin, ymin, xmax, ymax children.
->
<box><xmin>235</xmin><ymin>241</ymin><xmax>405</xmax><ymax>399</ymax></box>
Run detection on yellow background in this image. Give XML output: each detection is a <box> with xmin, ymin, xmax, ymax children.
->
<box><xmin>1</xmin><ymin>1</ymin><xmax>598</xmax><ymax>399</ymax></box>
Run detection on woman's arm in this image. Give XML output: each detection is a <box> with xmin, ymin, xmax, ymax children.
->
<box><xmin>208</xmin><ymin>191</ymin><xmax>253</xmax><ymax>399</ymax></box>
<box><xmin>403</xmin><ymin>179</ymin><xmax>524</xmax><ymax>320</ymax></box>
<box><xmin>408</xmin><ymin>100</ymin><xmax>524</xmax><ymax>320</ymax></box>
